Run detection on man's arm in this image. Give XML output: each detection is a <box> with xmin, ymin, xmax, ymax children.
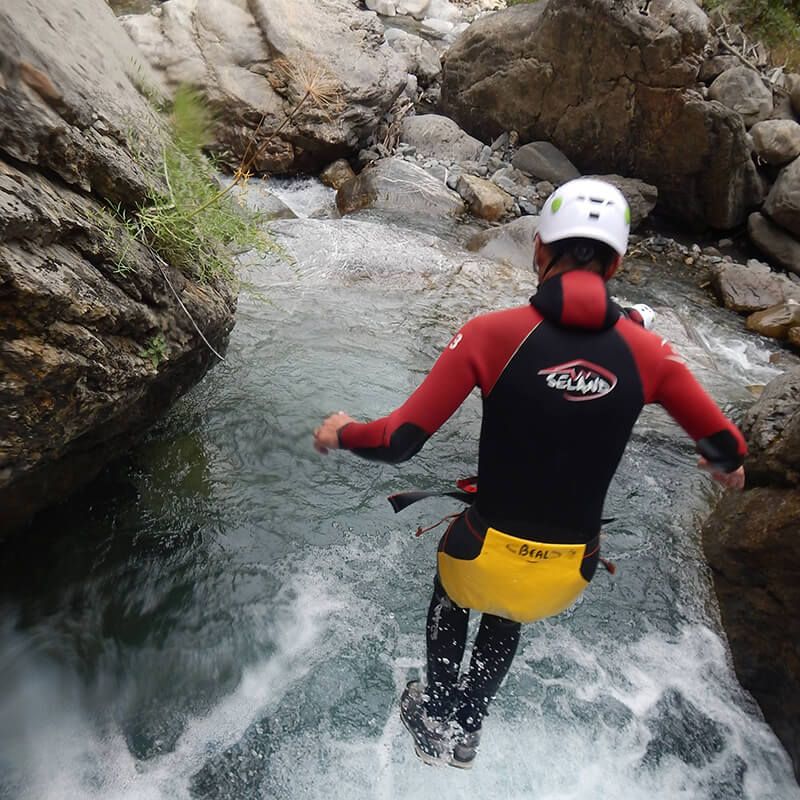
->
<box><xmin>653</xmin><ymin>344</ymin><xmax>747</xmax><ymax>488</ymax></box>
<box><xmin>314</xmin><ymin>321</ymin><xmax>481</xmax><ymax>463</ymax></box>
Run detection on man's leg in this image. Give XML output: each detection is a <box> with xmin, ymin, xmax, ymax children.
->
<box><xmin>424</xmin><ymin>575</ymin><xmax>469</xmax><ymax>719</ymax></box>
<box><xmin>455</xmin><ymin>613</ymin><xmax>521</xmax><ymax>733</ymax></box>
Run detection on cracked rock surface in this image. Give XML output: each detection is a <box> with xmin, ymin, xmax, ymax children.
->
<box><xmin>0</xmin><ymin>0</ymin><xmax>235</xmax><ymax>531</ymax></box>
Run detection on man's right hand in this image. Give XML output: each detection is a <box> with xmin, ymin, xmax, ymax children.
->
<box><xmin>697</xmin><ymin>458</ymin><xmax>745</xmax><ymax>490</ymax></box>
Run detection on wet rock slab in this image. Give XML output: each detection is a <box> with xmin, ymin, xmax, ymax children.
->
<box><xmin>703</xmin><ymin>368</ymin><xmax>800</xmax><ymax>782</ymax></box>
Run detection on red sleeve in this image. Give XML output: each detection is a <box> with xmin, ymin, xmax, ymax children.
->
<box><xmin>619</xmin><ymin>321</ymin><xmax>747</xmax><ymax>470</ymax></box>
<box><xmin>339</xmin><ymin>306</ymin><xmax>540</xmax><ymax>463</ymax></box>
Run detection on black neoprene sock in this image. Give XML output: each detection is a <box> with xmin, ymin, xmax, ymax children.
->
<box><xmin>424</xmin><ymin>576</ymin><xmax>469</xmax><ymax>719</ymax></box>
<box><xmin>456</xmin><ymin>613</ymin><xmax>521</xmax><ymax>733</ymax></box>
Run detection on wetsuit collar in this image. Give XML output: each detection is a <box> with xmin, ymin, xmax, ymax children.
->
<box><xmin>530</xmin><ymin>271</ymin><xmax>620</xmax><ymax>331</ymax></box>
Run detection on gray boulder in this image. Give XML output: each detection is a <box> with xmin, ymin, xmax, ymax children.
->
<box><xmin>764</xmin><ymin>157</ymin><xmax>800</xmax><ymax>239</ymax></box>
<box><xmin>227</xmin><ymin>184</ymin><xmax>296</xmax><ymax>220</ymax></box>
<box><xmin>396</xmin><ymin>0</ymin><xmax>430</xmax><ymax>17</ymax></box>
<box><xmin>466</xmin><ymin>215</ymin><xmax>540</xmax><ymax>270</ymax></box>
<box><xmin>1</xmin><ymin>0</ymin><xmax>235</xmax><ymax>531</ymax></box>
<box><xmin>440</xmin><ymin>0</ymin><xmax>763</xmax><ymax>229</ymax></box>
<box><xmin>385</xmin><ymin>29</ymin><xmax>442</xmax><ymax>87</ymax></box>
<box><xmin>702</xmin><ymin>368</ymin><xmax>800</xmax><ymax>780</ymax></box>
<box><xmin>511</xmin><ymin>142</ymin><xmax>580</xmax><ymax>185</ymax></box>
<box><xmin>750</xmin><ymin>120</ymin><xmax>800</xmax><ymax>166</ymax></box>
<box><xmin>742</xmin><ymin>368</ymin><xmax>800</xmax><ymax>485</ymax></box>
<box><xmin>336</xmin><ymin>157</ymin><xmax>465</xmax><ymax>217</ymax></box>
<box><xmin>709</xmin><ymin>260</ymin><xmax>794</xmax><ymax>313</ymax></box>
<box><xmin>400</xmin><ymin>115</ymin><xmax>483</xmax><ymax>162</ymax></box>
<box><xmin>2</xmin><ymin>1</ymin><xmax>163</xmax><ymax>202</ymax></box>
<box><xmin>788</xmin><ymin>73</ymin><xmax>800</xmax><ymax>117</ymax></box>
<box><xmin>122</xmin><ymin>0</ymin><xmax>407</xmax><ymax>173</ymax></box>
<box><xmin>698</xmin><ymin>55</ymin><xmax>741</xmax><ymax>83</ymax></box>
<box><xmin>366</xmin><ymin>0</ymin><xmax>398</xmax><ymax>14</ymax></box>
<box><xmin>747</xmin><ymin>212</ymin><xmax>800</xmax><ymax>276</ymax></box>
<box><xmin>702</xmin><ymin>485</ymin><xmax>800</xmax><ymax>783</ymax></box>
<box><xmin>708</xmin><ymin>66</ymin><xmax>774</xmax><ymax>128</ymax></box>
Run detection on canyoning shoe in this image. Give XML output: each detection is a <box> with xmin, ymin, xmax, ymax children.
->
<box><xmin>400</xmin><ymin>681</ymin><xmax>449</xmax><ymax>766</ymax></box>
<box><xmin>449</xmin><ymin>726</ymin><xmax>481</xmax><ymax>769</ymax></box>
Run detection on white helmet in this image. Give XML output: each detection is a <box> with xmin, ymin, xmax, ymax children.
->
<box><xmin>538</xmin><ymin>178</ymin><xmax>631</xmax><ymax>256</ymax></box>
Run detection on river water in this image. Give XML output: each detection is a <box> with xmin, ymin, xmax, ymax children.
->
<box><xmin>1</xmin><ymin>179</ymin><xmax>798</xmax><ymax>800</ymax></box>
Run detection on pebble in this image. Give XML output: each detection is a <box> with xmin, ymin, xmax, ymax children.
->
<box><xmin>536</xmin><ymin>180</ymin><xmax>554</xmax><ymax>195</ymax></box>
<box><xmin>493</xmin><ymin>175</ymin><xmax>517</xmax><ymax>193</ymax></box>
<box><xmin>424</xmin><ymin>163</ymin><xmax>448</xmax><ymax>182</ymax></box>
<box><xmin>490</xmin><ymin>132</ymin><xmax>509</xmax><ymax>152</ymax></box>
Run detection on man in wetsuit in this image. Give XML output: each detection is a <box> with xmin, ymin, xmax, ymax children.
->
<box><xmin>313</xmin><ymin>178</ymin><xmax>746</xmax><ymax>768</ymax></box>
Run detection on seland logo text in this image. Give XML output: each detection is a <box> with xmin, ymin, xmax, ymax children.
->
<box><xmin>538</xmin><ymin>359</ymin><xmax>618</xmax><ymax>402</ymax></box>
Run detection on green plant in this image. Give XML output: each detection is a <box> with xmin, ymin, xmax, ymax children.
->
<box><xmin>119</xmin><ymin>87</ymin><xmax>269</xmax><ymax>284</ymax></box>
<box><xmin>128</xmin><ymin>61</ymin><xmax>169</xmax><ymax>113</ymax></box>
<box><xmin>706</xmin><ymin>0</ymin><xmax>800</xmax><ymax>67</ymax></box>
<box><xmin>105</xmin><ymin>62</ymin><xmax>341</xmax><ymax>293</ymax></box>
<box><xmin>83</xmin><ymin>205</ymin><xmax>141</xmax><ymax>276</ymax></box>
<box><xmin>141</xmin><ymin>334</ymin><xmax>168</xmax><ymax>368</ymax></box>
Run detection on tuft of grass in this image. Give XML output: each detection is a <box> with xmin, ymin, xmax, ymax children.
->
<box><xmin>118</xmin><ymin>87</ymin><xmax>268</xmax><ymax>284</ymax></box>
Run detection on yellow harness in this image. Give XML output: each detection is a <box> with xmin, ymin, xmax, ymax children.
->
<box><xmin>437</xmin><ymin>524</ymin><xmax>594</xmax><ymax>624</ymax></box>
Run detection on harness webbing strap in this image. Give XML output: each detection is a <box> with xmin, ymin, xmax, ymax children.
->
<box><xmin>388</xmin><ymin>490</ymin><xmax>474</xmax><ymax>513</ymax></box>
<box><xmin>388</xmin><ymin>476</ymin><xmax>478</xmax><ymax>513</ymax></box>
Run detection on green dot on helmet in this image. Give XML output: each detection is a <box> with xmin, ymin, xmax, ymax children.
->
<box><xmin>625</xmin><ymin>207</ymin><xmax>631</xmax><ymax>225</ymax></box>
<box><xmin>551</xmin><ymin>197</ymin><xmax>563</xmax><ymax>213</ymax></box>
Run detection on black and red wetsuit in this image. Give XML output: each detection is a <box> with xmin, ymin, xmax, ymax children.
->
<box><xmin>340</xmin><ymin>268</ymin><xmax>747</xmax><ymax>736</ymax></box>
<box><xmin>339</xmin><ymin>270</ymin><xmax>747</xmax><ymax>544</ymax></box>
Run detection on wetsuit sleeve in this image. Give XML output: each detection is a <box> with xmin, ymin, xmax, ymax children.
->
<box><xmin>337</xmin><ymin>321</ymin><xmax>482</xmax><ymax>463</ymax></box>
<box><xmin>652</xmin><ymin>344</ymin><xmax>747</xmax><ymax>472</ymax></box>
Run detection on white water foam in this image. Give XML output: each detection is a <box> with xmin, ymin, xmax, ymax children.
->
<box><xmin>257</xmin><ymin>177</ymin><xmax>338</xmax><ymax>220</ymax></box>
<box><xmin>3</xmin><ymin>526</ymin><xmax>798</xmax><ymax>800</ymax></box>
<box><xmin>0</xmin><ymin>572</ymin><xmax>348</xmax><ymax>800</ymax></box>
<box><xmin>691</xmin><ymin>322</ymin><xmax>785</xmax><ymax>386</ymax></box>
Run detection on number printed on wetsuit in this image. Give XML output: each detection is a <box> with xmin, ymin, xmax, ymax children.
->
<box><xmin>449</xmin><ymin>333</ymin><xmax>463</xmax><ymax>350</ymax></box>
